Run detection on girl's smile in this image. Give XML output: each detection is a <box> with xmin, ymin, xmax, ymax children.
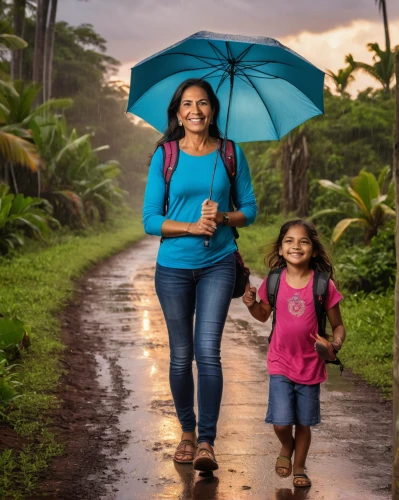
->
<box><xmin>279</xmin><ymin>225</ymin><xmax>316</xmax><ymax>266</ymax></box>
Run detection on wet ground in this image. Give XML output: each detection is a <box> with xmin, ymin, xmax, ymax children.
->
<box><xmin>44</xmin><ymin>236</ymin><xmax>392</xmax><ymax>500</ymax></box>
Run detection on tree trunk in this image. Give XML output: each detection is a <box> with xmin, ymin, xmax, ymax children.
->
<box><xmin>381</xmin><ymin>0</ymin><xmax>391</xmax><ymax>54</ymax></box>
<box><xmin>43</xmin><ymin>0</ymin><xmax>57</xmax><ymax>103</ymax></box>
<box><xmin>32</xmin><ymin>0</ymin><xmax>50</xmax><ymax>105</ymax></box>
<box><xmin>11</xmin><ymin>0</ymin><xmax>26</xmax><ymax>81</ymax></box>
<box><xmin>393</xmin><ymin>49</ymin><xmax>399</xmax><ymax>500</ymax></box>
<box><xmin>282</xmin><ymin>130</ymin><xmax>309</xmax><ymax>217</ymax></box>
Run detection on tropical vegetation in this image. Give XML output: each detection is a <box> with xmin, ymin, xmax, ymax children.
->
<box><xmin>0</xmin><ymin>0</ymin><xmax>397</xmax><ymax>496</ymax></box>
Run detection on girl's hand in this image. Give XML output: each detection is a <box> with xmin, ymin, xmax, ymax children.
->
<box><xmin>331</xmin><ymin>338</ymin><xmax>343</xmax><ymax>351</ymax></box>
<box><xmin>242</xmin><ymin>282</ymin><xmax>257</xmax><ymax>308</ymax></box>
<box><xmin>310</xmin><ymin>333</ymin><xmax>336</xmax><ymax>361</ymax></box>
<box><xmin>201</xmin><ymin>199</ymin><xmax>219</xmax><ymax>221</ymax></box>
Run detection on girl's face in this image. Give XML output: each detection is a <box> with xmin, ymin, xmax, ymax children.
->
<box><xmin>177</xmin><ymin>86</ymin><xmax>214</xmax><ymax>135</ymax></box>
<box><xmin>279</xmin><ymin>225</ymin><xmax>316</xmax><ymax>267</ymax></box>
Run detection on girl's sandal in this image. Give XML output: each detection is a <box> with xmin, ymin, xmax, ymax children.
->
<box><xmin>193</xmin><ymin>446</ymin><xmax>219</xmax><ymax>471</ymax></box>
<box><xmin>275</xmin><ymin>437</ymin><xmax>295</xmax><ymax>478</ymax></box>
<box><xmin>173</xmin><ymin>439</ymin><xmax>196</xmax><ymax>464</ymax></box>
<box><xmin>275</xmin><ymin>455</ymin><xmax>292</xmax><ymax>477</ymax></box>
<box><xmin>293</xmin><ymin>473</ymin><xmax>312</xmax><ymax>488</ymax></box>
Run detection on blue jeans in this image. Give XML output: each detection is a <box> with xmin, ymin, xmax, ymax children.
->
<box><xmin>155</xmin><ymin>253</ymin><xmax>235</xmax><ymax>446</ymax></box>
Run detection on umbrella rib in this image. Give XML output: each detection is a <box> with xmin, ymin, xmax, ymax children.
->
<box><xmin>207</xmin><ymin>43</ymin><xmax>232</xmax><ymax>80</ymax></box>
<box><xmin>207</xmin><ymin>41</ymin><xmax>229</xmax><ymax>63</ymax></box>
<box><xmin>234</xmin><ymin>44</ymin><xmax>255</xmax><ymax>64</ymax></box>
<box><xmin>155</xmin><ymin>51</ymin><xmax>225</xmax><ymax>69</ymax></box>
<box><xmin>241</xmin><ymin>68</ymin><xmax>322</xmax><ymax>110</ymax></box>
<box><xmin>215</xmin><ymin>73</ymin><xmax>230</xmax><ymax>93</ymax></box>
<box><xmin>241</xmin><ymin>73</ymin><xmax>280</xmax><ymax>139</ymax></box>
<box><xmin>128</xmin><ymin>66</ymin><xmax>227</xmax><ymax>110</ymax></box>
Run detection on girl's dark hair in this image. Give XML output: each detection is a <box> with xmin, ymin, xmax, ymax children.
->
<box><xmin>265</xmin><ymin>219</ymin><xmax>337</xmax><ymax>283</ymax></box>
<box><xmin>157</xmin><ymin>78</ymin><xmax>221</xmax><ymax>146</ymax></box>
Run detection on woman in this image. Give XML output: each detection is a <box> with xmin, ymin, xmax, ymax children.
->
<box><xmin>142</xmin><ymin>78</ymin><xmax>257</xmax><ymax>471</ymax></box>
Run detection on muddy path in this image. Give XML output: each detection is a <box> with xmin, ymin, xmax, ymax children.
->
<box><xmin>40</xmin><ymin>237</ymin><xmax>392</xmax><ymax>500</ymax></box>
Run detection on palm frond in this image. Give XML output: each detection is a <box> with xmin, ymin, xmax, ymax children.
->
<box><xmin>0</xmin><ymin>131</ymin><xmax>40</xmax><ymax>171</ymax></box>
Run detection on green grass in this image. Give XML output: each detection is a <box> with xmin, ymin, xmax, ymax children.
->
<box><xmin>0</xmin><ymin>214</ymin><xmax>145</xmax><ymax>497</ymax></box>
<box><xmin>236</xmin><ymin>217</ymin><xmax>283</xmax><ymax>275</ymax></box>
<box><xmin>239</xmin><ymin>220</ymin><xmax>394</xmax><ymax>397</ymax></box>
<box><xmin>338</xmin><ymin>292</ymin><xmax>393</xmax><ymax>395</ymax></box>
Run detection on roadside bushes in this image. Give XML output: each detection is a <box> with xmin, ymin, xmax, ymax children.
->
<box><xmin>335</xmin><ymin>220</ymin><xmax>395</xmax><ymax>293</ymax></box>
<box><xmin>0</xmin><ymin>184</ymin><xmax>57</xmax><ymax>253</ymax></box>
<box><xmin>0</xmin><ymin>309</ymin><xmax>30</xmax><ymax>409</ymax></box>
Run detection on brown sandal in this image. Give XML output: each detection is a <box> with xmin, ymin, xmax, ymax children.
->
<box><xmin>173</xmin><ymin>439</ymin><xmax>196</xmax><ymax>464</ymax></box>
<box><xmin>275</xmin><ymin>437</ymin><xmax>295</xmax><ymax>478</ymax></box>
<box><xmin>293</xmin><ymin>473</ymin><xmax>312</xmax><ymax>488</ymax></box>
<box><xmin>275</xmin><ymin>455</ymin><xmax>292</xmax><ymax>478</ymax></box>
<box><xmin>193</xmin><ymin>446</ymin><xmax>219</xmax><ymax>471</ymax></box>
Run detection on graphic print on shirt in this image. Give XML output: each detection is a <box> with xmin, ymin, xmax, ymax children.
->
<box><xmin>288</xmin><ymin>293</ymin><xmax>306</xmax><ymax>317</ymax></box>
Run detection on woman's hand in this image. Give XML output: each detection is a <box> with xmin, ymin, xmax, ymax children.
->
<box><xmin>242</xmin><ymin>282</ymin><xmax>257</xmax><ymax>309</ymax></box>
<box><xmin>201</xmin><ymin>199</ymin><xmax>219</xmax><ymax>222</ymax></box>
<box><xmin>189</xmin><ymin>217</ymin><xmax>218</xmax><ymax>237</ymax></box>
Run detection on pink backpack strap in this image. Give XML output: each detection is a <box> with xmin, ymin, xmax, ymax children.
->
<box><xmin>161</xmin><ymin>140</ymin><xmax>180</xmax><ymax>215</ymax></box>
<box><xmin>218</xmin><ymin>139</ymin><xmax>237</xmax><ymax>182</ymax></box>
<box><xmin>219</xmin><ymin>139</ymin><xmax>239</xmax><ymax>239</ymax></box>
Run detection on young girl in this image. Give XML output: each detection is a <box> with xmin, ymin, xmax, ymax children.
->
<box><xmin>243</xmin><ymin>219</ymin><xmax>346</xmax><ymax>488</ymax></box>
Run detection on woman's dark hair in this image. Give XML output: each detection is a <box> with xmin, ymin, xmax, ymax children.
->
<box><xmin>157</xmin><ymin>78</ymin><xmax>221</xmax><ymax>146</ymax></box>
<box><xmin>265</xmin><ymin>219</ymin><xmax>337</xmax><ymax>283</ymax></box>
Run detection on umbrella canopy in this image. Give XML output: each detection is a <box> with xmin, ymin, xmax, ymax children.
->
<box><xmin>127</xmin><ymin>31</ymin><xmax>325</xmax><ymax>143</ymax></box>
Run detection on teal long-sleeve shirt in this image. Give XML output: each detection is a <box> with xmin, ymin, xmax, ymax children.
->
<box><xmin>142</xmin><ymin>143</ymin><xmax>257</xmax><ymax>269</ymax></box>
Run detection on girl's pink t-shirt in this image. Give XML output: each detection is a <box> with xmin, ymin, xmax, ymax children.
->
<box><xmin>258</xmin><ymin>269</ymin><xmax>343</xmax><ymax>385</ymax></box>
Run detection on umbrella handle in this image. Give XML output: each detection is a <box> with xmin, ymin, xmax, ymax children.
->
<box><xmin>204</xmin><ymin>143</ymin><xmax>221</xmax><ymax>248</ymax></box>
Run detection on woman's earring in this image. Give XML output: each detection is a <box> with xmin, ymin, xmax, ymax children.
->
<box><xmin>178</xmin><ymin>119</ymin><xmax>183</xmax><ymax>126</ymax></box>
<box><xmin>210</xmin><ymin>118</ymin><xmax>213</xmax><ymax>124</ymax></box>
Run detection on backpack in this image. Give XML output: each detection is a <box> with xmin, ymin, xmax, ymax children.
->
<box><xmin>266</xmin><ymin>267</ymin><xmax>344</xmax><ymax>373</ymax></box>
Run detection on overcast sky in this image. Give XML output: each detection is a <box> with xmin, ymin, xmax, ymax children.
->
<box><xmin>58</xmin><ymin>0</ymin><xmax>399</xmax><ymax>93</ymax></box>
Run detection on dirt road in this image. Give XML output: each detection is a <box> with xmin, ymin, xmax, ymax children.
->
<box><xmin>42</xmin><ymin>236</ymin><xmax>392</xmax><ymax>500</ymax></box>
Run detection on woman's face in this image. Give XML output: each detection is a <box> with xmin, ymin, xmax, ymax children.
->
<box><xmin>177</xmin><ymin>86</ymin><xmax>214</xmax><ymax>135</ymax></box>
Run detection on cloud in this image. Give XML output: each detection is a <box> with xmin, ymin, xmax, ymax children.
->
<box><xmin>113</xmin><ymin>19</ymin><xmax>398</xmax><ymax>99</ymax></box>
<box><xmin>282</xmin><ymin>19</ymin><xmax>399</xmax><ymax>95</ymax></box>
<box><xmin>59</xmin><ymin>0</ymin><xmax>399</xmax><ymax>66</ymax></box>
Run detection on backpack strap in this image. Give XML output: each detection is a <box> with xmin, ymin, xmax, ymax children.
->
<box><xmin>313</xmin><ymin>270</ymin><xmax>329</xmax><ymax>339</ymax></box>
<box><xmin>313</xmin><ymin>271</ymin><xmax>344</xmax><ymax>374</ymax></box>
<box><xmin>218</xmin><ymin>139</ymin><xmax>237</xmax><ymax>184</ymax></box>
<box><xmin>218</xmin><ymin>139</ymin><xmax>239</xmax><ymax>239</ymax></box>
<box><xmin>266</xmin><ymin>267</ymin><xmax>284</xmax><ymax>344</ymax></box>
<box><xmin>161</xmin><ymin>141</ymin><xmax>180</xmax><ymax>215</ymax></box>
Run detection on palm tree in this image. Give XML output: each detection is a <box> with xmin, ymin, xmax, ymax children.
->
<box><xmin>312</xmin><ymin>168</ymin><xmax>395</xmax><ymax>245</ymax></box>
<box><xmin>0</xmin><ymin>80</ymin><xmax>40</xmax><ymax>184</ymax></box>
<box><xmin>0</xmin><ymin>32</ymin><xmax>27</xmax><ymax>52</ymax></box>
<box><xmin>0</xmin><ymin>130</ymin><xmax>40</xmax><ymax>172</ymax></box>
<box><xmin>0</xmin><ymin>79</ymin><xmax>71</xmax><ymax>194</ymax></box>
<box><xmin>375</xmin><ymin>0</ymin><xmax>390</xmax><ymax>54</ymax></box>
<box><xmin>33</xmin><ymin>0</ymin><xmax>59</xmax><ymax>105</ymax></box>
<box><xmin>11</xmin><ymin>0</ymin><xmax>27</xmax><ymax>80</ymax></box>
<box><xmin>326</xmin><ymin>66</ymin><xmax>355</xmax><ymax>95</ymax></box>
<box><xmin>346</xmin><ymin>43</ymin><xmax>396</xmax><ymax>94</ymax></box>
<box><xmin>282</xmin><ymin>127</ymin><xmax>309</xmax><ymax>217</ymax></box>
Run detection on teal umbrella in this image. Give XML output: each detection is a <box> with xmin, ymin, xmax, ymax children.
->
<box><xmin>127</xmin><ymin>31</ymin><xmax>324</xmax><ymax>143</ymax></box>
